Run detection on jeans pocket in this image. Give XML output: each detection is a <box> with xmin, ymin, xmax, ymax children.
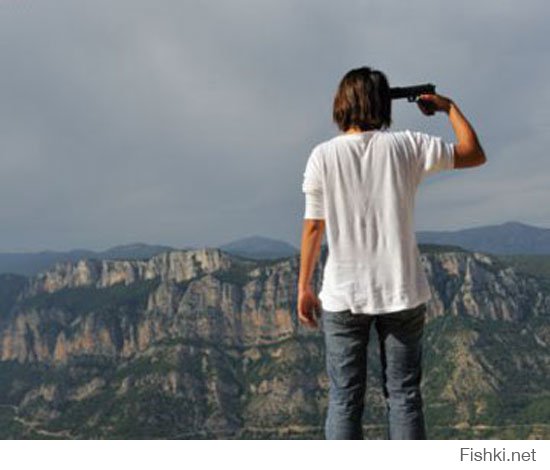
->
<box><xmin>322</xmin><ymin>309</ymin><xmax>355</xmax><ymax>327</ymax></box>
<box><xmin>403</xmin><ymin>304</ymin><xmax>427</xmax><ymax>336</ymax></box>
<box><xmin>403</xmin><ymin>303</ymin><xmax>426</xmax><ymax>319</ymax></box>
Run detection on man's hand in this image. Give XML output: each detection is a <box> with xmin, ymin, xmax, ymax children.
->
<box><xmin>298</xmin><ymin>287</ymin><xmax>322</xmax><ymax>329</ymax></box>
<box><xmin>417</xmin><ymin>93</ymin><xmax>453</xmax><ymax>115</ymax></box>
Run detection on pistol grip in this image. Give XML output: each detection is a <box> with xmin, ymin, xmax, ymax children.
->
<box><xmin>417</xmin><ymin>98</ymin><xmax>436</xmax><ymax>115</ymax></box>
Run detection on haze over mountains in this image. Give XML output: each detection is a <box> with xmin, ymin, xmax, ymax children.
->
<box><xmin>416</xmin><ymin>221</ymin><xmax>550</xmax><ymax>255</ymax></box>
<box><xmin>0</xmin><ymin>243</ymin><xmax>177</xmax><ymax>277</ymax></box>
<box><xmin>1</xmin><ymin>221</ymin><xmax>549</xmax><ymax>277</ymax></box>
<box><xmin>218</xmin><ymin>236</ymin><xmax>298</xmax><ymax>260</ymax></box>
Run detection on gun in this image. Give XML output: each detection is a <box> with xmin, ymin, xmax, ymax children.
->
<box><xmin>390</xmin><ymin>83</ymin><xmax>436</xmax><ymax>114</ymax></box>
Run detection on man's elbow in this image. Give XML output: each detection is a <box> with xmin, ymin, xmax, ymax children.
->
<box><xmin>303</xmin><ymin>218</ymin><xmax>325</xmax><ymax>233</ymax></box>
<box><xmin>473</xmin><ymin>149</ymin><xmax>487</xmax><ymax>166</ymax></box>
<box><xmin>478</xmin><ymin>149</ymin><xmax>487</xmax><ymax>165</ymax></box>
<box><xmin>454</xmin><ymin>145</ymin><xmax>487</xmax><ymax>168</ymax></box>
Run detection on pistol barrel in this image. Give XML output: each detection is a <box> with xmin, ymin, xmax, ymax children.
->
<box><xmin>390</xmin><ymin>83</ymin><xmax>436</xmax><ymax>101</ymax></box>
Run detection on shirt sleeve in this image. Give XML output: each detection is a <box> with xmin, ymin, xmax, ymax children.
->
<box><xmin>302</xmin><ymin>147</ymin><xmax>325</xmax><ymax>219</ymax></box>
<box><xmin>412</xmin><ymin>131</ymin><xmax>455</xmax><ymax>178</ymax></box>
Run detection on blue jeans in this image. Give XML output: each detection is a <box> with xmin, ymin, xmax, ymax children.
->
<box><xmin>321</xmin><ymin>303</ymin><xmax>427</xmax><ymax>440</ymax></box>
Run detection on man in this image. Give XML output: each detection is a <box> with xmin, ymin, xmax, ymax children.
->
<box><xmin>297</xmin><ymin>66</ymin><xmax>486</xmax><ymax>439</ymax></box>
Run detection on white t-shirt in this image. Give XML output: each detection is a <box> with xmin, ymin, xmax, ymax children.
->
<box><xmin>302</xmin><ymin>129</ymin><xmax>455</xmax><ymax>315</ymax></box>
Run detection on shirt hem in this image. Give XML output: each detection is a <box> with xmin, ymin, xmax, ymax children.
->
<box><xmin>320</xmin><ymin>290</ymin><xmax>432</xmax><ymax>315</ymax></box>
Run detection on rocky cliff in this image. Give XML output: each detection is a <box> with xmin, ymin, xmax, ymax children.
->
<box><xmin>0</xmin><ymin>245</ymin><xmax>548</xmax><ymax>439</ymax></box>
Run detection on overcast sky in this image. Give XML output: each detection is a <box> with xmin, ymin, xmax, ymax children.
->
<box><xmin>1</xmin><ymin>0</ymin><xmax>548</xmax><ymax>252</ymax></box>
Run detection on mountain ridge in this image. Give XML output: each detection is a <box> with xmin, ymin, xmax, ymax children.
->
<box><xmin>2</xmin><ymin>220</ymin><xmax>549</xmax><ymax>276</ymax></box>
<box><xmin>0</xmin><ymin>244</ymin><xmax>548</xmax><ymax>438</ymax></box>
<box><xmin>417</xmin><ymin>220</ymin><xmax>550</xmax><ymax>254</ymax></box>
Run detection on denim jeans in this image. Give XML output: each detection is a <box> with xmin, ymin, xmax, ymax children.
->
<box><xmin>321</xmin><ymin>303</ymin><xmax>427</xmax><ymax>440</ymax></box>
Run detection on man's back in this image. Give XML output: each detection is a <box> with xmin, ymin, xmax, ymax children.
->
<box><xmin>302</xmin><ymin>129</ymin><xmax>455</xmax><ymax>314</ymax></box>
<box><xmin>297</xmin><ymin>68</ymin><xmax>486</xmax><ymax>439</ymax></box>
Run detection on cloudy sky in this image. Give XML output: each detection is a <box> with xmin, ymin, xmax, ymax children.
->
<box><xmin>0</xmin><ymin>0</ymin><xmax>548</xmax><ymax>252</ymax></box>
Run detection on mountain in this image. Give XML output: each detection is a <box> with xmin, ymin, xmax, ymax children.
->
<box><xmin>99</xmin><ymin>243</ymin><xmax>176</xmax><ymax>260</ymax></box>
<box><xmin>4</xmin><ymin>220</ymin><xmax>548</xmax><ymax>276</ymax></box>
<box><xmin>0</xmin><ymin>243</ymin><xmax>176</xmax><ymax>277</ymax></box>
<box><xmin>0</xmin><ymin>245</ymin><xmax>548</xmax><ymax>439</ymax></box>
<box><xmin>417</xmin><ymin>221</ymin><xmax>550</xmax><ymax>255</ymax></box>
<box><xmin>218</xmin><ymin>235</ymin><xmax>298</xmax><ymax>260</ymax></box>
<box><xmin>0</xmin><ymin>249</ymin><xmax>95</xmax><ymax>277</ymax></box>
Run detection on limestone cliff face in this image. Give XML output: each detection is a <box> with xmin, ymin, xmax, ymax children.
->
<box><xmin>0</xmin><ymin>246</ymin><xmax>549</xmax><ymax>439</ymax></box>
<box><xmin>0</xmin><ymin>247</ymin><xmax>548</xmax><ymax>365</ymax></box>
<box><xmin>27</xmin><ymin>248</ymin><xmax>232</xmax><ymax>295</ymax></box>
<box><xmin>420</xmin><ymin>250</ymin><xmax>549</xmax><ymax>322</ymax></box>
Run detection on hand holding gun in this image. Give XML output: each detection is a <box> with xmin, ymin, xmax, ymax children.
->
<box><xmin>390</xmin><ymin>83</ymin><xmax>440</xmax><ymax>115</ymax></box>
<box><xmin>391</xmin><ymin>83</ymin><xmax>486</xmax><ymax>168</ymax></box>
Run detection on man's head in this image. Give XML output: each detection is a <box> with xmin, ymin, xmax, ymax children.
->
<box><xmin>332</xmin><ymin>66</ymin><xmax>392</xmax><ymax>132</ymax></box>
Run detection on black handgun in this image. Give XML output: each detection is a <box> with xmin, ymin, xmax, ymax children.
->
<box><xmin>390</xmin><ymin>83</ymin><xmax>436</xmax><ymax>114</ymax></box>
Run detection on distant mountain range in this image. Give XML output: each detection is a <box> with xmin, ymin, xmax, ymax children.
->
<box><xmin>218</xmin><ymin>235</ymin><xmax>298</xmax><ymax>260</ymax></box>
<box><xmin>1</xmin><ymin>221</ymin><xmax>549</xmax><ymax>277</ymax></box>
<box><xmin>0</xmin><ymin>236</ymin><xmax>299</xmax><ymax>276</ymax></box>
<box><xmin>0</xmin><ymin>243</ymin><xmax>177</xmax><ymax>277</ymax></box>
<box><xmin>417</xmin><ymin>221</ymin><xmax>550</xmax><ymax>255</ymax></box>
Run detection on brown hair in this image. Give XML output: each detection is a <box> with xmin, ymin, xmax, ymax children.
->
<box><xmin>332</xmin><ymin>66</ymin><xmax>392</xmax><ymax>132</ymax></box>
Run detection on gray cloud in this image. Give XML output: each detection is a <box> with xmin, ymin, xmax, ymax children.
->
<box><xmin>0</xmin><ymin>0</ymin><xmax>548</xmax><ymax>252</ymax></box>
